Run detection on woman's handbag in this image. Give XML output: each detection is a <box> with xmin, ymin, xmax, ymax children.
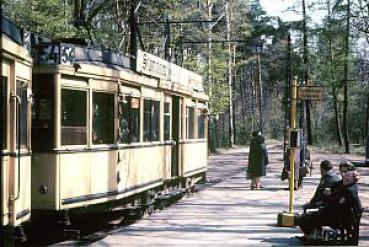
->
<box><xmin>299</xmin><ymin>166</ymin><xmax>310</xmax><ymax>177</ymax></box>
<box><xmin>281</xmin><ymin>168</ymin><xmax>289</xmax><ymax>181</ymax></box>
<box><xmin>246</xmin><ymin>166</ymin><xmax>252</xmax><ymax>180</ymax></box>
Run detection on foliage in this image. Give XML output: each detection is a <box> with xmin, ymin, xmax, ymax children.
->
<box><xmin>3</xmin><ymin>0</ymin><xmax>369</xmax><ymax>152</ymax></box>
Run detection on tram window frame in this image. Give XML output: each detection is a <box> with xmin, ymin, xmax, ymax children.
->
<box><xmin>198</xmin><ymin>108</ymin><xmax>206</xmax><ymax>139</ymax></box>
<box><xmin>0</xmin><ymin>76</ymin><xmax>7</xmax><ymax>150</ymax></box>
<box><xmin>31</xmin><ymin>75</ymin><xmax>55</xmax><ymax>151</ymax></box>
<box><xmin>16</xmin><ymin>81</ymin><xmax>29</xmax><ymax>149</ymax></box>
<box><xmin>143</xmin><ymin>99</ymin><xmax>160</xmax><ymax>142</ymax></box>
<box><xmin>92</xmin><ymin>92</ymin><xmax>115</xmax><ymax>145</ymax></box>
<box><xmin>186</xmin><ymin>106</ymin><xmax>195</xmax><ymax>139</ymax></box>
<box><xmin>61</xmin><ymin>88</ymin><xmax>87</xmax><ymax>145</ymax></box>
<box><xmin>119</xmin><ymin>96</ymin><xmax>140</xmax><ymax>144</ymax></box>
<box><xmin>164</xmin><ymin>102</ymin><xmax>171</xmax><ymax>141</ymax></box>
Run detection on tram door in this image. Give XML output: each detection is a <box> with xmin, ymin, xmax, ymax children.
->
<box><xmin>0</xmin><ymin>76</ymin><xmax>5</xmax><ymax>224</ymax></box>
<box><xmin>171</xmin><ymin>96</ymin><xmax>180</xmax><ymax>177</ymax></box>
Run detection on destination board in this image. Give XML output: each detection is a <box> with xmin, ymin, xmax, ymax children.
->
<box><xmin>298</xmin><ymin>86</ymin><xmax>323</xmax><ymax>101</ymax></box>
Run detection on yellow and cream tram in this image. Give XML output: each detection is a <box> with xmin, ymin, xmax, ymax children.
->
<box><xmin>30</xmin><ymin>40</ymin><xmax>208</xmax><ymax>223</ymax></box>
<box><xmin>1</xmin><ymin>16</ymin><xmax>208</xmax><ymax>241</ymax></box>
<box><xmin>1</xmin><ymin>17</ymin><xmax>32</xmax><ymax>241</ymax></box>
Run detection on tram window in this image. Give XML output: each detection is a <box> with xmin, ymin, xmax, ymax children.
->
<box><xmin>144</xmin><ymin>100</ymin><xmax>151</xmax><ymax>141</ymax></box>
<box><xmin>17</xmin><ymin>81</ymin><xmax>28</xmax><ymax>148</ymax></box>
<box><xmin>164</xmin><ymin>102</ymin><xmax>170</xmax><ymax>140</ymax></box>
<box><xmin>0</xmin><ymin>76</ymin><xmax>7</xmax><ymax>149</ymax></box>
<box><xmin>92</xmin><ymin>92</ymin><xmax>114</xmax><ymax>144</ymax></box>
<box><xmin>61</xmin><ymin>89</ymin><xmax>87</xmax><ymax>145</ymax></box>
<box><xmin>144</xmin><ymin>99</ymin><xmax>160</xmax><ymax>142</ymax></box>
<box><xmin>151</xmin><ymin>101</ymin><xmax>160</xmax><ymax>141</ymax></box>
<box><xmin>32</xmin><ymin>75</ymin><xmax>54</xmax><ymax>150</ymax></box>
<box><xmin>198</xmin><ymin>109</ymin><xmax>206</xmax><ymax>139</ymax></box>
<box><xmin>186</xmin><ymin>106</ymin><xmax>195</xmax><ymax>139</ymax></box>
<box><xmin>119</xmin><ymin>96</ymin><xmax>140</xmax><ymax>144</ymax></box>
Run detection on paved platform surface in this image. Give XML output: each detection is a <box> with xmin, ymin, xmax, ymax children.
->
<box><xmin>54</xmin><ymin>144</ymin><xmax>369</xmax><ymax>246</ymax></box>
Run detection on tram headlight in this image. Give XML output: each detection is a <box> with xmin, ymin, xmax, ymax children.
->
<box><xmin>39</xmin><ymin>184</ymin><xmax>48</xmax><ymax>194</ymax></box>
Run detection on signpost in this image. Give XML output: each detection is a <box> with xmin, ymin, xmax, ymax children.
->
<box><xmin>278</xmin><ymin>80</ymin><xmax>298</xmax><ymax>227</ymax></box>
<box><xmin>298</xmin><ymin>86</ymin><xmax>324</xmax><ymax>101</ymax></box>
<box><xmin>278</xmin><ymin>83</ymin><xmax>324</xmax><ymax>227</ymax></box>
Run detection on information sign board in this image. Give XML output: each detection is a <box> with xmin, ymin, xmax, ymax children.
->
<box><xmin>298</xmin><ymin>86</ymin><xmax>323</xmax><ymax>101</ymax></box>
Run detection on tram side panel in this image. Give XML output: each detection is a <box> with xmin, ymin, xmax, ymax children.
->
<box><xmin>32</xmin><ymin>72</ymin><xmax>166</xmax><ymax>211</ymax></box>
<box><xmin>1</xmin><ymin>33</ymin><xmax>32</xmax><ymax>228</ymax></box>
<box><xmin>180</xmin><ymin>98</ymin><xmax>208</xmax><ymax>180</ymax></box>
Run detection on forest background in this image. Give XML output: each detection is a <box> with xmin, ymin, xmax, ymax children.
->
<box><xmin>3</xmin><ymin>0</ymin><xmax>369</xmax><ymax>154</ymax></box>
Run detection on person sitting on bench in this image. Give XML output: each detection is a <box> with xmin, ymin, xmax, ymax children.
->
<box><xmin>296</xmin><ymin>160</ymin><xmax>341</xmax><ymax>241</ymax></box>
<box><xmin>296</xmin><ymin>160</ymin><xmax>363</xmax><ymax>243</ymax></box>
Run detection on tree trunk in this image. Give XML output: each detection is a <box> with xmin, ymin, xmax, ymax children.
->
<box><xmin>232</xmin><ymin>45</ymin><xmax>237</xmax><ymax>144</ymax></box>
<box><xmin>226</xmin><ymin>2</ymin><xmax>234</xmax><ymax>147</ymax></box>
<box><xmin>302</xmin><ymin>0</ymin><xmax>313</xmax><ymax>144</ymax></box>
<box><xmin>207</xmin><ymin>0</ymin><xmax>215</xmax><ymax>152</ymax></box>
<box><xmin>239</xmin><ymin>67</ymin><xmax>246</xmax><ymax>118</ymax></box>
<box><xmin>343</xmin><ymin>0</ymin><xmax>350</xmax><ymax>153</ymax></box>
<box><xmin>333</xmin><ymin>87</ymin><xmax>344</xmax><ymax>146</ymax></box>
<box><xmin>365</xmin><ymin>92</ymin><xmax>369</xmax><ymax>137</ymax></box>
<box><xmin>74</xmin><ymin>0</ymin><xmax>81</xmax><ymax>27</ymax></box>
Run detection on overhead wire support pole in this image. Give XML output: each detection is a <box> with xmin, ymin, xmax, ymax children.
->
<box><xmin>256</xmin><ymin>40</ymin><xmax>263</xmax><ymax>132</ymax></box>
<box><xmin>129</xmin><ymin>0</ymin><xmax>138</xmax><ymax>69</ymax></box>
<box><xmin>164</xmin><ymin>16</ymin><xmax>171</xmax><ymax>61</ymax></box>
<box><xmin>289</xmin><ymin>79</ymin><xmax>297</xmax><ymax>214</ymax></box>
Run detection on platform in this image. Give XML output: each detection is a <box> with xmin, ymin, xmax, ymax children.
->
<box><xmin>52</xmin><ymin>145</ymin><xmax>369</xmax><ymax>246</ymax></box>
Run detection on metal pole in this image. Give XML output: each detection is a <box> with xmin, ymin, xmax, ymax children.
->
<box><xmin>257</xmin><ymin>49</ymin><xmax>263</xmax><ymax>132</ymax></box>
<box><xmin>289</xmin><ymin>79</ymin><xmax>297</xmax><ymax>213</ymax></box>
<box><xmin>129</xmin><ymin>0</ymin><xmax>137</xmax><ymax>70</ymax></box>
<box><xmin>165</xmin><ymin>16</ymin><xmax>171</xmax><ymax>61</ymax></box>
<box><xmin>283</xmin><ymin>35</ymin><xmax>291</xmax><ymax>155</ymax></box>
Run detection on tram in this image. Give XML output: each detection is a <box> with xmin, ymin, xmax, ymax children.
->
<box><xmin>0</xmin><ymin>17</ymin><xmax>33</xmax><ymax>240</ymax></box>
<box><xmin>0</xmin><ymin>16</ymin><xmax>209</xmax><ymax>242</ymax></box>
<box><xmin>29</xmin><ymin>31</ymin><xmax>208</xmax><ymax>224</ymax></box>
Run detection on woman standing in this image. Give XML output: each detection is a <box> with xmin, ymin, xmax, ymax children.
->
<box><xmin>248</xmin><ymin>132</ymin><xmax>269</xmax><ymax>189</ymax></box>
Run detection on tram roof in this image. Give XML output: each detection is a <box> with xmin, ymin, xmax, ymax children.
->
<box><xmin>1</xmin><ymin>17</ymin><xmax>24</xmax><ymax>45</ymax></box>
<box><xmin>31</xmin><ymin>38</ymin><xmax>204</xmax><ymax>92</ymax></box>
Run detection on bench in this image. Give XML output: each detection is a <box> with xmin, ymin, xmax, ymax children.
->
<box><xmin>301</xmin><ymin>207</ymin><xmax>361</xmax><ymax>245</ymax></box>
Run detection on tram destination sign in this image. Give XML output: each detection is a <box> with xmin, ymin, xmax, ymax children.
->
<box><xmin>298</xmin><ymin>86</ymin><xmax>324</xmax><ymax>101</ymax></box>
<box><xmin>136</xmin><ymin>49</ymin><xmax>204</xmax><ymax>92</ymax></box>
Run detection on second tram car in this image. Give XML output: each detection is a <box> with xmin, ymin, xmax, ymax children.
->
<box><xmin>30</xmin><ymin>39</ymin><xmax>208</xmax><ymax>223</ymax></box>
<box><xmin>1</xmin><ymin>16</ymin><xmax>208</xmax><ymax>241</ymax></box>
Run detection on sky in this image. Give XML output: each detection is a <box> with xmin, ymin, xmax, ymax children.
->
<box><xmin>260</xmin><ymin>0</ymin><xmax>326</xmax><ymax>25</ymax></box>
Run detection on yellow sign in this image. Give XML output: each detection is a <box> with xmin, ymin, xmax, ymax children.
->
<box><xmin>298</xmin><ymin>86</ymin><xmax>323</xmax><ymax>101</ymax></box>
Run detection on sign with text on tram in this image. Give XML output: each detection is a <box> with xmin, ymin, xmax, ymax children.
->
<box><xmin>298</xmin><ymin>86</ymin><xmax>324</xmax><ymax>101</ymax></box>
<box><xmin>136</xmin><ymin>49</ymin><xmax>204</xmax><ymax>92</ymax></box>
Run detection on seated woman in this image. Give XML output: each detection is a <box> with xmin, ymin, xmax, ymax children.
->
<box><xmin>336</xmin><ymin>162</ymin><xmax>363</xmax><ymax>231</ymax></box>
